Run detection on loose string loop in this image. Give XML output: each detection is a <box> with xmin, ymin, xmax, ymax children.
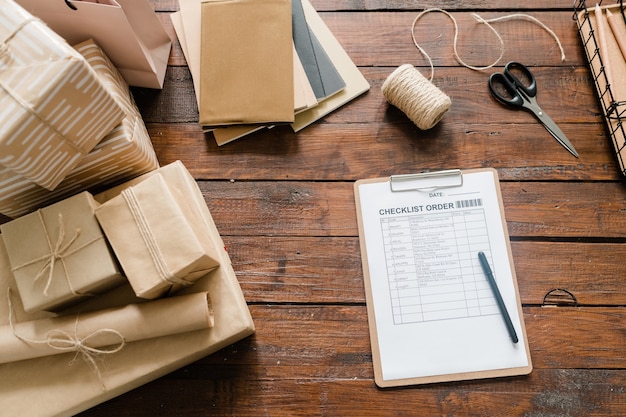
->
<box><xmin>410</xmin><ymin>8</ymin><xmax>566</xmax><ymax>81</ymax></box>
<box><xmin>473</xmin><ymin>13</ymin><xmax>566</xmax><ymax>62</ymax></box>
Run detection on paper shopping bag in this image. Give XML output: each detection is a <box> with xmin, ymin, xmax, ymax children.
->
<box><xmin>15</xmin><ymin>0</ymin><xmax>171</xmax><ymax>89</ymax></box>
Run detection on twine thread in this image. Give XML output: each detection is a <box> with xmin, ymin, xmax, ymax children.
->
<box><xmin>7</xmin><ymin>288</ymin><xmax>125</xmax><ymax>390</ymax></box>
<box><xmin>11</xmin><ymin>212</ymin><xmax>102</xmax><ymax>297</ymax></box>
<box><xmin>382</xmin><ymin>9</ymin><xmax>566</xmax><ymax>130</ymax></box>
<box><xmin>381</xmin><ymin>64</ymin><xmax>451</xmax><ymax>130</ymax></box>
<box><xmin>121</xmin><ymin>187</ymin><xmax>195</xmax><ymax>286</ymax></box>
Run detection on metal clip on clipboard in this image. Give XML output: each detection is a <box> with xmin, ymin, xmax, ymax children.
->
<box><xmin>389</xmin><ymin>169</ymin><xmax>463</xmax><ymax>192</ymax></box>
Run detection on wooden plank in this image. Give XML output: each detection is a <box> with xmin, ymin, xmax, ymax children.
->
<box><xmin>307</xmin><ymin>0</ymin><xmax>586</xmax><ymax>11</ymax></box>
<box><xmin>136</xmin><ymin>66</ymin><xmax>600</xmax><ymax>124</ymax></box>
<box><xmin>189</xmin><ymin>181</ymin><xmax>626</xmax><ymax>238</ymax></box>
<box><xmin>77</xmin><ymin>305</ymin><xmax>626</xmax><ymax>416</ymax></box>
<box><xmin>78</xmin><ymin>369</ymin><xmax>626</xmax><ymax>417</ymax></box>
<box><xmin>227</xmin><ymin>237</ymin><xmax>626</xmax><ymax>306</ymax></box>
<box><xmin>145</xmin><ymin>121</ymin><xmax>615</xmax><ymax>182</ymax></box>
<box><xmin>159</xmin><ymin>11</ymin><xmax>588</xmax><ymax>68</ymax></box>
<box><xmin>168</xmin><ymin>305</ymin><xmax>626</xmax><ymax>370</ymax></box>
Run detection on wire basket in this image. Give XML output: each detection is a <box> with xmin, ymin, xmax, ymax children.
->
<box><xmin>574</xmin><ymin>0</ymin><xmax>626</xmax><ymax>175</ymax></box>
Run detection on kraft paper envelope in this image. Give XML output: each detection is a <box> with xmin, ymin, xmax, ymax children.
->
<box><xmin>174</xmin><ymin>0</ymin><xmax>316</xmax><ymax>144</ymax></box>
<box><xmin>173</xmin><ymin>4</ymin><xmax>266</xmax><ymax>144</ymax></box>
<box><xmin>211</xmin><ymin>45</ymin><xmax>317</xmax><ymax>146</ymax></box>
<box><xmin>199</xmin><ymin>0</ymin><xmax>294</xmax><ymax>127</ymax></box>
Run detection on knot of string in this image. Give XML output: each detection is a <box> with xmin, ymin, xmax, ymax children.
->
<box><xmin>10</xmin><ymin>212</ymin><xmax>103</xmax><ymax>297</ymax></box>
<box><xmin>7</xmin><ymin>288</ymin><xmax>125</xmax><ymax>390</ymax></box>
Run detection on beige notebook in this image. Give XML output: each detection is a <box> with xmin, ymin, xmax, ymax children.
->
<box><xmin>199</xmin><ymin>0</ymin><xmax>294</xmax><ymax>127</ymax></box>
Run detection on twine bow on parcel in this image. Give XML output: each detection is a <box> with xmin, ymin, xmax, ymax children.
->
<box><xmin>7</xmin><ymin>288</ymin><xmax>125</xmax><ymax>390</ymax></box>
<box><xmin>10</xmin><ymin>212</ymin><xmax>102</xmax><ymax>297</ymax></box>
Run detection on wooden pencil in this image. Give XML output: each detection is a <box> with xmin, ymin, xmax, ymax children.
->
<box><xmin>606</xmin><ymin>8</ymin><xmax>626</xmax><ymax>62</ymax></box>
<box><xmin>595</xmin><ymin>4</ymin><xmax>614</xmax><ymax>88</ymax></box>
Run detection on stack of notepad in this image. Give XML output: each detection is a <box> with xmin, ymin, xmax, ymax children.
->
<box><xmin>171</xmin><ymin>0</ymin><xmax>370</xmax><ymax>145</ymax></box>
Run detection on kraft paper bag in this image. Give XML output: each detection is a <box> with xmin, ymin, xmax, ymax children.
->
<box><xmin>199</xmin><ymin>0</ymin><xmax>294</xmax><ymax>127</ymax></box>
<box><xmin>0</xmin><ymin>192</ymin><xmax>125</xmax><ymax>313</ymax></box>
<box><xmin>15</xmin><ymin>0</ymin><xmax>172</xmax><ymax>89</ymax></box>
<box><xmin>95</xmin><ymin>173</ymin><xmax>221</xmax><ymax>299</ymax></box>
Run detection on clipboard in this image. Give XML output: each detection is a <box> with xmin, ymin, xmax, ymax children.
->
<box><xmin>354</xmin><ymin>168</ymin><xmax>532</xmax><ymax>387</ymax></box>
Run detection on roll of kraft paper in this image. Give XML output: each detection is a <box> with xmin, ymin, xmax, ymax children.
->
<box><xmin>0</xmin><ymin>291</ymin><xmax>214</xmax><ymax>364</ymax></box>
<box><xmin>381</xmin><ymin>64</ymin><xmax>451</xmax><ymax>130</ymax></box>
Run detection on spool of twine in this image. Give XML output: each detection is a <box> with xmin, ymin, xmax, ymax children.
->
<box><xmin>381</xmin><ymin>64</ymin><xmax>451</xmax><ymax>130</ymax></box>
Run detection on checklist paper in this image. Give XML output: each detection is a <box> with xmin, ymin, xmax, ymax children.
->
<box><xmin>354</xmin><ymin>169</ymin><xmax>532</xmax><ymax>387</ymax></box>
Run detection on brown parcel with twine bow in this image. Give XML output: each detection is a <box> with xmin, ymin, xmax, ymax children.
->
<box><xmin>0</xmin><ymin>290</ymin><xmax>214</xmax><ymax>365</ymax></box>
<box><xmin>95</xmin><ymin>173</ymin><xmax>221</xmax><ymax>299</ymax></box>
<box><xmin>0</xmin><ymin>191</ymin><xmax>125</xmax><ymax>313</ymax></box>
<box><xmin>0</xmin><ymin>0</ymin><xmax>124</xmax><ymax>191</ymax></box>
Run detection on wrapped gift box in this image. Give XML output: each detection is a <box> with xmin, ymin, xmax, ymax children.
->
<box><xmin>0</xmin><ymin>191</ymin><xmax>124</xmax><ymax>312</ymax></box>
<box><xmin>0</xmin><ymin>39</ymin><xmax>159</xmax><ymax>219</ymax></box>
<box><xmin>96</xmin><ymin>172</ymin><xmax>220</xmax><ymax>299</ymax></box>
<box><xmin>0</xmin><ymin>0</ymin><xmax>124</xmax><ymax>190</ymax></box>
<box><xmin>0</xmin><ymin>161</ymin><xmax>254</xmax><ymax>417</ymax></box>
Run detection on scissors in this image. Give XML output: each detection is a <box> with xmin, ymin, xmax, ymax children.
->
<box><xmin>488</xmin><ymin>62</ymin><xmax>579</xmax><ymax>158</ymax></box>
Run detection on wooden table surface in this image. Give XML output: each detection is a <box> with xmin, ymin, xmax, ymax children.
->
<box><xmin>69</xmin><ymin>0</ymin><xmax>626</xmax><ymax>415</ymax></box>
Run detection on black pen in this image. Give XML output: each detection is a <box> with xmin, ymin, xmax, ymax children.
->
<box><xmin>478</xmin><ymin>251</ymin><xmax>519</xmax><ymax>344</ymax></box>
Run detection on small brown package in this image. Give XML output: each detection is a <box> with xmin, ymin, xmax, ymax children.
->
<box><xmin>0</xmin><ymin>192</ymin><xmax>124</xmax><ymax>312</ymax></box>
<box><xmin>95</xmin><ymin>173</ymin><xmax>220</xmax><ymax>299</ymax></box>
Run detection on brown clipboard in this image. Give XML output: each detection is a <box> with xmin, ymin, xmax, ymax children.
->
<box><xmin>354</xmin><ymin>168</ymin><xmax>532</xmax><ymax>387</ymax></box>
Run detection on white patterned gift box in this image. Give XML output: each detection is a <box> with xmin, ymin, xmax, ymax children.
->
<box><xmin>0</xmin><ymin>0</ymin><xmax>125</xmax><ymax>190</ymax></box>
<box><xmin>0</xmin><ymin>38</ymin><xmax>159</xmax><ymax>218</ymax></box>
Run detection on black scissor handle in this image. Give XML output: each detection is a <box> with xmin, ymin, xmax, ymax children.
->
<box><xmin>504</xmin><ymin>61</ymin><xmax>537</xmax><ymax>98</ymax></box>
<box><xmin>488</xmin><ymin>72</ymin><xmax>524</xmax><ymax>107</ymax></box>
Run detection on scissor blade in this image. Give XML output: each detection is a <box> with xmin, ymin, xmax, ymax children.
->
<box><xmin>528</xmin><ymin>104</ymin><xmax>579</xmax><ymax>158</ymax></box>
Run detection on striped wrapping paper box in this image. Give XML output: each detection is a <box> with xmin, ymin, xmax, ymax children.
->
<box><xmin>0</xmin><ymin>0</ymin><xmax>124</xmax><ymax>190</ymax></box>
<box><xmin>0</xmin><ymin>39</ymin><xmax>159</xmax><ymax>218</ymax></box>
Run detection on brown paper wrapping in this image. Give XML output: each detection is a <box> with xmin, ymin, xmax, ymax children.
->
<box><xmin>0</xmin><ymin>291</ymin><xmax>214</xmax><ymax>364</ymax></box>
<box><xmin>0</xmin><ymin>1</ymin><xmax>124</xmax><ymax>190</ymax></box>
<box><xmin>0</xmin><ymin>39</ymin><xmax>159</xmax><ymax>219</ymax></box>
<box><xmin>199</xmin><ymin>0</ymin><xmax>294</xmax><ymax>127</ymax></box>
<box><xmin>0</xmin><ymin>161</ymin><xmax>254</xmax><ymax>417</ymax></box>
<box><xmin>0</xmin><ymin>192</ymin><xmax>124</xmax><ymax>312</ymax></box>
<box><xmin>96</xmin><ymin>173</ymin><xmax>220</xmax><ymax>299</ymax></box>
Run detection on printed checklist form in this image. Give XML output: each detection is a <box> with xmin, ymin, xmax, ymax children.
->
<box><xmin>354</xmin><ymin>169</ymin><xmax>532</xmax><ymax>387</ymax></box>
